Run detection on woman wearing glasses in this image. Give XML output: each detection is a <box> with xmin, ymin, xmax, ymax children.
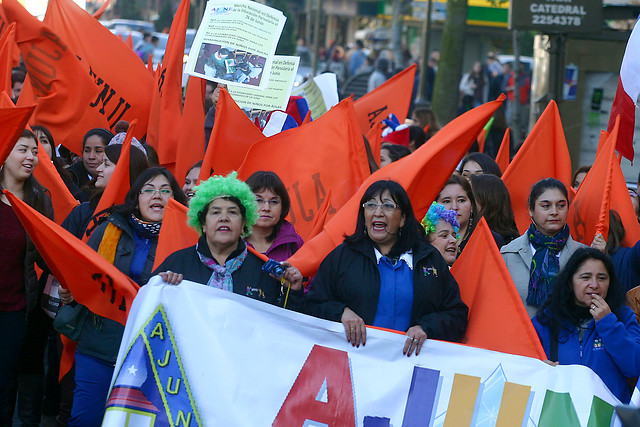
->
<box><xmin>58</xmin><ymin>167</ymin><xmax>186</xmax><ymax>426</ymax></box>
<box><xmin>304</xmin><ymin>180</ymin><xmax>468</xmax><ymax>356</ymax></box>
<box><xmin>244</xmin><ymin>171</ymin><xmax>303</xmax><ymax>261</ymax></box>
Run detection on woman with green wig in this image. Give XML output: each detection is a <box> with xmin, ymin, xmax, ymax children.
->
<box><xmin>154</xmin><ymin>172</ymin><xmax>303</xmax><ymax>306</ymax></box>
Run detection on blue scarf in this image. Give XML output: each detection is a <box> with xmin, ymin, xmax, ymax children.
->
<box><xmin>197</xmin><ymin>243</ymin><xmax>247</xmax><ymax>292</ymax></box>
<box><xmin>527</xmin><ymin>223</ymin><xmax>569</xmax><ymax>307</ymax></box>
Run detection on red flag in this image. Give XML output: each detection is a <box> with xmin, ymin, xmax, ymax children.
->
<box><xmin>197</xmin><ymin>89</ymin><xmax>264</xmax><ymax>181</ymax></box>
<box><xmin>0</xmin><ymin>104</ymin><xmax>35</xmax><ymax>165</ymax></box>
<box><xmin>451</xmin><ymin>218</ymin><xmax>546</xmax><ymax>359</ymax></box>
<box><xmin>92</xmin><ymin>0</ymin><xmax>111</xmax><ymax>19</ymax></box>
<box><xmin>33</xmin><ymin>140</ymin><xmax>79</xmax><ymax>224</ymax></box>
<box><xmin>153</xmin><ymin>198</ymin><xmax>199</xmax><ymax>270</ymax></box>
<box><xmin>175</xmin><ymin>77</ymin><xmax>206</xmax><ymax>186</ymax></box>
<box><xmin>353</xmin><ymin>64</ymin><xmax>416</xmax><ymax>134</ymax></box>
<box><xmin>4</xmin><ymin>0</ymin><xmax>109</xmax><ymax>155</ymax></box>
<box><xmin>494</xmin><ymin>130</ymin><xmax>510</xmax><ymax>173</ymax></box>
<box><xmin>607</xmin><ymin>18</ymin><xmax>640</xmax><ymax>161</ymax></box>
<box><xmin>5</xmin><ymin>190</ymin><xmax>139</xmax><ymax>325</ymax></box>
<box><xmin>288</xmin><ymin>95</ymin><xmax>505</xmax><ymax>277</ymax></box>
<box><xmin>91</xmin><ymin>120</ymin><xmax>136</xmax><ymax>220</ymax></box>
<box><xmin>502</xmin><ymin>100</ymin><xmax>572</xmax><ymax>233</ymax></box>
<box><xmin>237</xmin><ymin>99</ymin><xmax>371</xmax><ymax>240</ymax></box>
<box><xmin>59</xmin><ymin>335</ymin><xmax>76</xmax><ymax>381</ymax></box>
<box><xmin>44</xmin><ymin>0</ymin><xmax>153</xmax><ymax>140</ymax></box>
<box><xmin>0</xmin><ymin>22</ymin><xmax>16</xmax><ymax>95</ymax></box>
<box><xmin>145</xmin><ymin>0</ymin><xmax>190</xmax><ymax>169</ymax></box>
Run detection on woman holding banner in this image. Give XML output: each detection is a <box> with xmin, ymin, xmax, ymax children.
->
<box><xmin>0</xmin><ymin>130</ymin><xmax>53</xmax><ymax>425</ymax></box>
<box><xmin>501</xmin><ymin>178</ymin><xmax>588</xmax><ymax>317</ymax></box>
<box><xmin>533</xmin><ymin>248</ymin><xmax>640</xmax><ymax>403</ymax></box>
<box><xmin>304</xmin><ymin>180</ymin><xmax>468</xmax><ymax>356</ymax></box>
<box><xmin>58</xmin><ymin>167</ymin><xmax>186</xmax><ymax>426</ymax></box>
<box><xmin>155</xmin><ymin>172</ymin><xmax>303</xmax><ymax>306</ymax></box>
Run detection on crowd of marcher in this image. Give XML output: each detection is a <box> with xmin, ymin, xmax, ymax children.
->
<box><xmin>1</xmin><ymin>42</ymin><xmax>638</xmax><ymax>427</ymax></box>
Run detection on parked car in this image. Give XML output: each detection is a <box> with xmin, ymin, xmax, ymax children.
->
<box><xmin>107</xmin><ymin>19</ymin><xmax>155</xmax><ymax>34</ymax></box>
<box><xmin>109</xmin><ymin>29</ymin><xmax>144</xmax><ymax>50</ymax></box>
<box><xmin>152</xmin><ymin>29</ymin><xmax>198</xmax><ymax>66</ymax></box>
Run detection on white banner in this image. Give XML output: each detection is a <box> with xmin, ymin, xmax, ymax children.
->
<box><xmin>104</xmin><ymin>277</ymin><xmax>623</xmax><ymax>426</ymax></box>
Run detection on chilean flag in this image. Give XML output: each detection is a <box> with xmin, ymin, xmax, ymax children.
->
<box><xmin>608</xmin><ymin>17</ymin><xmax>640</xmax><ymax>161</ymax></box>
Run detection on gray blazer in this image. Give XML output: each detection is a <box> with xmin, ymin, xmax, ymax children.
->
<box><xmin>500</xmin><ymin>233</ymin><xmax>587</xmax><ymax>318</ymax></box>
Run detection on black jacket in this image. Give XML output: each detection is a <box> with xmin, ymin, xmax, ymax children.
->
<box><xmin>304</xmin><ymin>239</ymin><xmax>468</xmax><ymax>342</ymax></box>
<box><xmin>154</xmin><ymin>236</ymin><xmax>303</xmax><ymax>309</ymax></box>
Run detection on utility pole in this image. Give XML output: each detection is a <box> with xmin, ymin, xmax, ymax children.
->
<box><xmin>415</xmin><ymin>0</ymin><xmax>433</xmax><ymax>106</ymax></box>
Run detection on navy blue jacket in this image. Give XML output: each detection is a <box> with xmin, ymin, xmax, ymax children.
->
<box><xmin>533</xmin><ymin>306</ymin><xmax>640</xmax><ymax>403</ymax></box>
<box><xmin>609</xmin><ymin>242</ymin><xmax>640</xmax><ymax>293</ymax></box>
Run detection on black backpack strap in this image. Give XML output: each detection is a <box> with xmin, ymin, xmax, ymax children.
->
<box><xmin>550</xmin><ymin>336</ymin><xmax>559</xmax><ymax>363</ymax></box>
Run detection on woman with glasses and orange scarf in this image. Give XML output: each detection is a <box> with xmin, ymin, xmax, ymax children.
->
<box><xmin>58</xmin><ymin>167</ymin><xmax>187</xmax><ymax>426</ymax></box>
<box><xmin>304</xmin><ymin>180</ymin><xmax>468</xmax><ymax>356</ymax></box>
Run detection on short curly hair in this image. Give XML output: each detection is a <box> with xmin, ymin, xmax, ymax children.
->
<box><xmin>187</xmin><ymin>171</ymin><xmax>258</xmax><ymax>236</ymax></box>
<box><xmin>421</xmin><ymin>202</ymin><xmax>460</xmax><ymax>239</ymax></box>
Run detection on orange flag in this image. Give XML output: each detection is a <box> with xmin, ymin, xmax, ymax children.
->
<box><xmin>4</xmin><ymin>0</ymin><xmax>109</xmax><ymax>155</ymax></box>
<box><xmin>175</xmin><ymin>77</ymin><xmax>206</xmax><ymax>186</ymax></box>
<box><xmin>92</xmin><ymin>0</ymin><xmax>111</xmax><ymax>19</ymax></box>
<box><xmin>59</xmin><ymin>335</ymin><xmax>76</xmax><ymax>381</ymax></box>
<box><xmin>5</xmin><ymin>191</ymin><xmax>139</xmax><ymax>325</ymax></box>
<box><xmin>502</xmin><ymin>100</ymin><xmax>572</xmax><ymax>233</ymax></box>
<box><xmin>306</xmin><ymin>190</ymin><xmax>332</xmax><ymax>242</ymax></box>
<box><xmin>494</xmin><ymin>129</ymin><xmax>510</xmax><ymax>173</ymax></box>
<box><xmin>44</xmin><ymin>0</ymin><xmax>153</xmax><ymax>140</ymax></box>
<box><xmin>567</xmin><ymin>117</ymin><xmax>618</xmax><ymax>245</ymax></box>
<box><xmin>0</xmin><ymin>23</ymin><xmax>16</xmax><ymax>95</ymax></box>
<box><xmin>124</xmin><ymin>32</ymin><xmax>134</xmax><ymax>50</ymax></box>
<box><xmin>0</xmin><ymin>104</ymin><xmax>35</xmax><ymax>165</ymax></box>
<box><xmin>198</xmin><ymin>89</ymin><xmax>264</xmax><ymax>181</ymax></box>
<box><xmin>365</xmin><ymin>121</ymin><xmax>382</xmax><ymax>169</ymax></box>
<box><xmin>451</xmin><ymin>218</ymin><xmax>546</xmax><ymax>359</ymax></box>
<box><xmin>237</xmin><ymin>99</ymin><xmax>371</xmax><ymax>240</ymax></box>
<box><xmin>33</xmin><ymin>140</ymin><xmax>79</xmax><ymax>224</ymax></box>
<box><xmin>353</xmin><ymin>64</ymin><xmax>416</xmax><ymax>134</ymax></box>
<box><xmin>288</xmin><ymin>95</ymin><xmax>505</xmax><ymax>277</ymax></box>
<box><xmin>91</xmin><ymin>120</ymin><xmax>136</xmax><ymax>222</ymax></box>
<box><xmin>0</xmin><ymin>8</ymin><xmax>19</xmax><ymax>67</ymax></box>
<box><xmin>146</xmin><ymin>0</ymin><xmax>189</xmax><ymax>169</ymax></box>
<box><xmin>153</xmin><ymin>198</ymin><xmax>199</xmax><ymax>270</ymax></box>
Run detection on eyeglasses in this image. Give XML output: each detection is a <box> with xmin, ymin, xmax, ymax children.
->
<box><xmin>256</xmin><ymin>198</ymin><xmax>281</xmax><ymax>207</ymax></box>
<box><xmin>362</xmin><ymin>201</ymin><xmax>398</xmax><ymax>212</ymax></box>
<box><xmin>139</xmin><ymin>188</ymin><xmax>173</xmax><ymax>198</ymax></box>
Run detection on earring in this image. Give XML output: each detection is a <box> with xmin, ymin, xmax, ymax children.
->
<box><xmin>364</xmin><ymin>228</ymin><xmax>368</xmax><ymax>235</ymax></box>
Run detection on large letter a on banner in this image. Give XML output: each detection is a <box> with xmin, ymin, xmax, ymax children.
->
<box><xmin>273</xmin><ymin>345</ymin><xmax>356</xmax><ymax>426</ymax></box>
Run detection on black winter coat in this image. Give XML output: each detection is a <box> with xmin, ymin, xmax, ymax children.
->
<box><xmin>304</xmin><ymin>239</ymin><xmax>468</xmax><ymax>342</ymax></box>
<box><xmin>154</xmin><ymin>236</ymin><xmax>303</xmax><ymax>309</ymax></box>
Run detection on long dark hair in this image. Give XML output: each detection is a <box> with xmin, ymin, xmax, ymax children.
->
<box><xmin>344</xmin><ymin>180</ymin><xmax>426</xmax><ymax>258</ymax></box>
<box><xmin>114</xmin><ymin>167</ymin><xmax>187</xmax><ymax>218</ymax></box>
<box><xmin>470</xmin><ymin>174</ymin><xmax>519</xmax><ymax>241</ymax></box>
<box><xmin>438</xmin><ymin>174</ymin><xmax>477</xmax><ymax>243</ymax></box>
<box><xmin>0</xmin><ymin>129</ymin><xmax>53</xmax><ymax>219</ymax></box>
<box><xmin>606</xmin><ymin>210</ymin><xmax>625</xmax><ymax>254</ymax></box>
<box><xmin>245</xmin><ymin>170</ymin><xmax>291</xmax><ymax>242</ymax></box>
<box><xmin>460</xmin><ymin>152</ymin><xmax>502</xmax><ymax>177</ymax></box>
<box><xmin>537</xmin><ymin>248</ymin><xmax>626</xmax><ymax>342</ymax></box>
<box><xmin>31</xmin><ymin>125</ymin><xmax>73</xmax><ymax>184</ymax></box>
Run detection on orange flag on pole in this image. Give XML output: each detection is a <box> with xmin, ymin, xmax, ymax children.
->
<box><xmin>175</xmin><ymin>77</ymin><xmax>206</xmax><ymax>186</ymax></box>
<box><xmin>288</xmin><ymin>95</ymin><xmax>505</xmax><ymax>277</ymax></box>
<box><xmin>353</xmin><ymin>64</ymin><xmax>416</xmax><ymax>134</ymax></box>
<box><xmin>33</xmin><ymin>140</ymin><xmax>79</xmax><ymax>224</ymax></box>
<box><xmin>145</xmin><ymin>0</ymin><xmax>190</xmax><ymax>170</ymax></box>
<box><xmin>451</xmin><ymin>218</ymin><xmax>546</xmax><ymax>359</ymax></box>
<box><xmin>44</xmin><ymin>0</ymin><xmax>153</xmax><ymax>140</ymax></box>
<box><xmin>153</xmin><ymin>198</ymin><xmax>199</xmax><ymax>270</ymax></box>
<box><xmin>91</xmin><ymin>120</ymin><xmax>136</xmax><ymax>222</ymax></box>
<box><xmin>567</xmin><ymin>117</ymin><xmax>618</xmax><ymax>245</ymax></box>
<box><xmin>4</xmin><ymin>0</ymin><xmax>109</xmax><ymax>155</ymax></box>
<box><xmin>495</xmin><ymin>130</ymin><xmax>510</xmax><ymax>173</ymax></box>
<box><xmin>0</xmin><ymin>104</ymin><xmax>35</xmax><ymax>165</ymax></box>
<box><xmin>365</xmin><ymin>122</ymin><xmax>382</xmax><ymax>169</ymax></box>
<box><xmin>0</xmin><ymin>22</ymin><xmax>16</xmax><ymax>96</ymax></box>
<box><xmin>92</xmin><ymin>0</ymin><xmax>111</xmax><ymax>19</ymax></box>
<box><xmin>306</xmin><ymin>190</ymin><xmax>332</xmax><ymax>242</ymax></box>
<box><xmin>237</xmin><ymin>99</ymin><xmax>371</xmax><ymax>240</ymax></box>
<box><xmin>124</xmin><ymin>32</ymin><xmax>134</xmax><ymax>50</ymax></box>
<box><xmin>5</xmin><ymin>191</ymin><xmax>139</xmax><ymax>325</ymax></box>
<box><xmin>502</xmin><ymin>100</ymin><xmax>572</xmax><ymax>233</ymax></box>
<box><xmin>198</xmin><ymin>89</ymin><xmax>264</xmax><ymax>181</ymax></box>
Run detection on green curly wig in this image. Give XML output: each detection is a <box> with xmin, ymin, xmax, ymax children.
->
<box><xmin>187</xmin><ymin>171</ymin><xmax>258</xmax><ymax>236</ymax></box>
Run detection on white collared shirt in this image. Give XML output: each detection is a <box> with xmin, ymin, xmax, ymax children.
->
<box><xmin>373</xmin><ymin>248</ymin><xmax>413</xmax><ymax>270</ymax></box>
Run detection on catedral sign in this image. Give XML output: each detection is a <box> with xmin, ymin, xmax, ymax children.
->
<box><xmin>510</xmin><ymin>0</ymin><xmax>603</xmax><ymax>33</ymax></box>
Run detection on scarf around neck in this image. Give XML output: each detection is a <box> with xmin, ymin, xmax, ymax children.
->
<box><xmin>129</xmin><ymin>214</ymin><xmax>161</xmax><ymax>239</ymax></box>
<box><xmin>526</xmin><ymin>223</ymin><xmax>569</xmax><ymax>307</ymax></box>
<box><xmin>197</xmin><ymin>242</ymin><xmax>247</xmax><ymax>292</ymax></box>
